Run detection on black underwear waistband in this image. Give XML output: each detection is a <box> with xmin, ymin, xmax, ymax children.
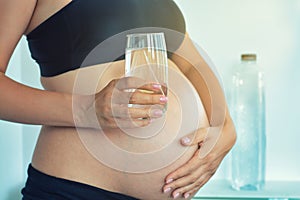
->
<box><xmin>22</xmin><ymin>164</ymin><xmax>139</xmax><ymax>200</ymax></box>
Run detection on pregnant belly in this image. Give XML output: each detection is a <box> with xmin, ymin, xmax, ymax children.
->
<box><xmin>33</xmin><ymin>60</ymin><xmax>209</xmax><ymax>199</ymax></box>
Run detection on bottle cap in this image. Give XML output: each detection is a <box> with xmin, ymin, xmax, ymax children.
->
<box><xmin>241</xmin><ymin>54</ymin><xmax>257</xmax><ymax>61</ymax></box>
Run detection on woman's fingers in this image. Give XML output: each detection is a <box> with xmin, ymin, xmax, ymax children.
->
<box><xmin>112</xmin><ymin>105</ymin><xmax>164</xmax><ymax>119</ymax></box>
<box><xmin>163</xmin><ymin>174</ymin><xmax>200</xmax><ymax>198</ymax></box>
<box><xmin>163</xmin><ymin>149</ymin><xmax>221</xmax><ymax>198</ymax></box>
<box><xmin>167</xmin><ymin>176</ymin><xmax>203</xmax><ymax>199</ymax></box>
<box><xmin>164</xmin><ymin>154</ymin><xmax>225</xmax><ymax>199</ymax></box>
<box><xmin>182</xmin><ymin>175</ymin><xmax>211</xmax><ymax>197</ymax></box>
<box><xmin>161</xmin><ymin>119</ymin><xmax>237</xmax><ymax>198</ymax></box>
<box><xmin>129</xmin><ymin>91</ymin><xmax>168</xmax><ymax>105</ymax></box>
<box><xmin>111</xmin><ymin>80</ymin><xmax>168</xmax><ymax>105</ymax></box>
<box><xmin>180</xmin><ymin>127</ymin><xmax>209</xmax><ymax>146</ymax></box>
<box><xmin>164</xmin><ymin>149</ymin><xmax>201</xmax><ymax>184</ymax></box>
<box><xmin>95</xmin><ymin>77</ymin><xmax>167</xmax><ymax>129</ymax></box>
<box><xmin>113</xmin><ymin>77</ymin><xmax>164</xmax><ymax>93</ymax></box>
<box><xmin>116</xmin><ymin>89</ymin><xmax>167</xmax><ymax>105</ymax></box>
<box><xmin>163</xmin><ymin>168</ymin><xmax>212</xmax><ymax>199</ymax></box>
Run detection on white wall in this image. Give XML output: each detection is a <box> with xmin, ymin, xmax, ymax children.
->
<box><xmin>174</xmin><ymin>0</ymin><xmax>300</xmax><ymax>181</ymax></box>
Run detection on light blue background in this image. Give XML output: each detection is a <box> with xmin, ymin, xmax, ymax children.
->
<box><xmin>1</xmin><ymin>0</ymin><xmax>300</xmax><ymax>199</ymax></box>
<box><xmin>175</xmin><ymin>0</ymin><xmax>300</xmax><ymax>182</ymax></box>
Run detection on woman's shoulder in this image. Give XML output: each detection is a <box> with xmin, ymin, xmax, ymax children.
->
<box><xmin>0</xmin><ymin>0</ymin><xmax>37</xmax><ymax>71</ymax></box>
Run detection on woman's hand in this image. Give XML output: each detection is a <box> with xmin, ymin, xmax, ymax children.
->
<box><xmin>77</xmin><ymin>77</ymin><xmax>168</xmax><ymax>130</ymax></box>
<box><xmin>162</xmin><ymin>117</ymin><xmax>236</xmax><ymax>199</ymax></box>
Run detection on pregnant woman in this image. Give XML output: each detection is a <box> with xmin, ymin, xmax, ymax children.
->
<box><xmin>0</xmin><ymin>0</ymin><xmax>236</xmax><ymax>199</ymax></box>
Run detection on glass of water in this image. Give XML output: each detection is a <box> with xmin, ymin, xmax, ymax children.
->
<box><xmin>125</xmin><ymin>32</ymin><xmax>168</xmax><ymax>108</ymax></box>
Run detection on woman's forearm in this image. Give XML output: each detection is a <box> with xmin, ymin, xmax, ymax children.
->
<box><xmin>0</xmin><ymin>72</ymin><xmax>80</xmax><ymax>127</ymax></box>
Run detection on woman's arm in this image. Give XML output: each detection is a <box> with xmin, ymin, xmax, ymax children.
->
<box><xmin>0</xmin><ymin>73</ymin><xmax>76</xmax><ymax>126</ymax></box>
<box><xmin>0</xmin><ymin>0</ymin><xmax>165</xmax><ymax>129</ymax></box>
<box><xmin>0</xmin><ymin>0</ymin><xmax>81</xmax><ymax>127</ymax></box>
<box><xmin>163</xmin><ymin>33</ymin><xmax>236</xmax><ymax>198</ymax></box>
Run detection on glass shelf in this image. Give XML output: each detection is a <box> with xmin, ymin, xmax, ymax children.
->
<box><xmin>193</xmin><ymin>180</ymin><xmax>300</xmax><ymax>200</ymax></box>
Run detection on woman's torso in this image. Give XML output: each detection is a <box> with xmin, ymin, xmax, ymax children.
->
<box><xmin>25</xmin><ymin>0</ymin><xmax>209</xmax><ymax>199</ymax></box>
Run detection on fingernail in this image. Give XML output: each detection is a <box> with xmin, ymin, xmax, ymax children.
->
<box><xmin>160</xmin><ymin>96</ymin><xmax>168</xmax><ymax>103</ymax></box>
<box><xmin>153</xmin><ymin>109</ymin><xmax>163</xmax><ymax>117</ymax></box>
<box><xmin>184</xmin><ymin>193</ymin><xmax>190</xmax><ymax>199</ymax></box>
<box><xmin>163</xmin><ymin>187</ymin><xmax>171</xmax><ymax>193</ymax></box>
<box><xmin>181</xmin><ymin>137</ymin><xmax>191</xmax><ymax>145</ymax></box>
<box><xmin>153</xmin><ymin>83</ymin><xmax>161</xmax><ymax>89</ymax></box>
<box><xmin>166</xmin><ymin>178</ymin><xmax>173</xmax><ymax>184</ymax></box>
<box><xmin>173</xmin><ymin>192</ymin><xmax>180</xmax><ymax>199</ymax></box>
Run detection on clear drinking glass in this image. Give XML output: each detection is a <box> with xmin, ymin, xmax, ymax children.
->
<box><xmin>125</xmin><ymin>32</ymin><xmax>168</xmax><ymax>109</ymax></box>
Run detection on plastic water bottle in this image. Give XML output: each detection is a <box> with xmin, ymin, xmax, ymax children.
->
<box><xmin>230</xmin><ymin>54</ymin><xmax>266</xmax><ymax>191</ymax></box>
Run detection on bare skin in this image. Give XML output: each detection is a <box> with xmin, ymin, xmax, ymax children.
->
<box><xmin>0</xmin><ymin>0</ymin><xmax>236</xmax><ymax>199</ymax></box>
<box><xmin>34</xmin><ymin>59</ymin><xmax>208</xmax><ymax>200</ymax></box>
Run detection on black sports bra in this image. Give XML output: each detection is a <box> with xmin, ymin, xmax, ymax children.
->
<box><xmin>26</xmin><ymin>0</ymin><xmax>186</xmax><ymax>77</ymax></box>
